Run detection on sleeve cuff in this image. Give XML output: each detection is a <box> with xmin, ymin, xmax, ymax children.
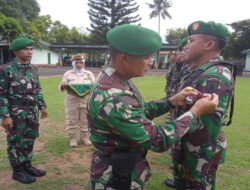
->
<box><xmin>166</xmin><ymin>98</ymin><xmax>175</xmax><ymax>109</ymax></box>
<box><xmin>0</xmin><ymin>113</ymin><xmax>10</xmax><ymax>120</ymax></box>
<box><xmin>38</xmin><ymin>104</ymin><xmax>47</xmax><ymax>110</ymax></box>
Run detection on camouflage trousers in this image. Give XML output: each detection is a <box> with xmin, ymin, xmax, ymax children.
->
<box><xmin>6</xmin><ymin>113</ymin><xmax>39</xmax><ymax>168</ymax></box>
<box><xmin>90</xmin><ymin>151</ymin><xmax>151</xmax><ymax>190</ymax></box>
<box><xmin>171</xmin><ymin>159</ymin><xmax>216</xmax><ymax>190</ymax></box>
<box><xmin>171</xmin><ymin>147</ymin><xmax>224</xmax><ymax>190</ymax></box>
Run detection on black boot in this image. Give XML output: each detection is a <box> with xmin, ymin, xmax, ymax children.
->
<box><xmin>24</xmin><ymin>161</ymin><xmax>46</xmax><ymax>177</ymax></box>
<box><xmin>164</xmin><ymin>178</ymin><xmax>176</xmax><ymax>188</ymax></box>
<box><xmin>12</xmin><ymin>165</ymin><xmax>36</xmax><ymax>184</ymax></box>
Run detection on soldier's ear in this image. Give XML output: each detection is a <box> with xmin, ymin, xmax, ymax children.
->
<box><xmin>204</xmin><ymin>40</ymin><xmax>216</xmax><ymax>51</ymax></box>
<box><xmin>120</xmin><ymin>53</ymin><xmax>129</xmax><ymax>65</ymax></box>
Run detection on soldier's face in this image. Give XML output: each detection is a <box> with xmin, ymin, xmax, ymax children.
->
<box><xmin>182</xmin><ymin>35</ymin><xmax>207</xmax><ymax>64</ymax></box>
<box><xmin>125</xmin><ymin>54</ymin><xmax>154</xmax><ymax>78</ymax></box>
<box><xmin>14</xmin><ymin>46</ymin><xmax>33</xmax><ymax>63</ymax></box>
<box><xmin>170</xmin><ymin>53</ymin><xmax>177</xmax><ymax>63</ymax></box>
<box><xmin>178</xmin><ymin>50</ymin><xmax>186</xmax><ymax>62</ymax></box>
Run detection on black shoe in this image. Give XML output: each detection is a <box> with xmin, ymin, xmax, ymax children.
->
<box><xmin>164</xmin><ymin>178</ymin><xmax>176</xmax><ymax>188</ymax></box>
<box><xmin>12</xmin><ymin>165</ymin><xmax>36</xmax><ymax>184</ymax></box>
<box><xmin>24</xmin><ymin>161</ymin><xmax>46</xmax><ymax>177</ymax></box>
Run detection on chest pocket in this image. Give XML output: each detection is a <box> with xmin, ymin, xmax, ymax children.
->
<box><xmin>9</xmin><ymin>73</ymin><xmax>27</xmax><ymax>94</ymax></box>
<box><xmin>9</xmin><ymin>68</ymin><xmax>39</xmax><ymax>95</ymax></box>
<box><xmin>25</xmin><ymin>69</ymin><xmax>39</xmax><ymax>94</ymax></box>
<box><xmin>67</xmin><ymin>78</ymin><xmax>77</xmax><ymax>83</ymax></box>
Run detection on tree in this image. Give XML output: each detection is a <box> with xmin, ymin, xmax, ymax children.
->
<box><xmin>147</xmin><ymin>0</ymin><xmax>172</xmax><ymax>35</ymax></box>
<box><xmin>147</xmin><ymin>0</ymin><xmax>172</xmax><ymax>67</ymax></box>
<box><xmin>48</xmin><ymin>21</ymin><xmax>89</xmax><ymax>44</ymax></box>
<box><xmin>88</xmin><ymin>0</ymin><xmax>141</xmax><ymax>43</ymax></box>
<box><xmin>21</xmin><ymin>16</ymin><xmax>88</xmax><ymax>44</ymax></box>
<box><xmin>23</xmin><ymin>15</ymin><xmax>52</xmax><ymax>42</ymax></box>
<box><xmin>70</xmin><ymin>27</ymin><xmax>86</xmax><ymax>44</ymax></box>
<box><xmin>0</xmin><ymin>0</ymin><xmax>40</xmax><ymax>23</ymax></box>
<box><xmin>222</xmin><ymin>19</ymin><xmax>250</xmax><ymax>60</ymax></box>
<box><xmin>165</xmin><ymin>27</ymin><xmax>188</xmax><ymax>45</ymax></box>
<box><xmin>0</xmin><ymin>12</ymin><xmax>22</xmax><ymax>42</ymax></box>
<box><xmin>47</xmin><ymin>21</ymin><xmax>72</xmax><ymax>43</ymax></box>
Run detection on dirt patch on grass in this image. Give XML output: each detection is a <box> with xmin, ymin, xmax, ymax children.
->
<box><xmin>62</xmin><ymin>185</ymin><xmax>85</xmax><ymax>190</ymax></box>
<box><xmin>0</xmin><ymin>170</ymin><xmax>14</xmax><ymax>187</ymax></box>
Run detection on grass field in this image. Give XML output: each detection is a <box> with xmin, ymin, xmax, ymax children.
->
<box><xmin>0</xmin><ymin>74</ymin><xmax>249</xmax><ymax>190</ymax></box>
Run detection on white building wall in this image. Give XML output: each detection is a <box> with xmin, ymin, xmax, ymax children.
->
<box><xmin>245</xmin><ymin>54</ymin><xmax>250</xmax><ymax>71</ymax></box>
<box><xmin>31</xmin><ymin>48</ymin><xmax>60</xmax><ymax>65</ymax></box>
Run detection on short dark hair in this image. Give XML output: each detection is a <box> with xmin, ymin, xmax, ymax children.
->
<box><xmin>217</xmin><ymin>38</ymin><xmax>227</xmax><ymax>50</ymax></box>
<box><xmin>203</xmin><ymin>35</ymin><xmax>227</xmax><ymax>51</ymax></box>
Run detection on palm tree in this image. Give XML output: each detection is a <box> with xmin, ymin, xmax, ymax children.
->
<box><xmin>147</xmin><ymin>0</ymin><xmax>172</xmax><ymax>35</ymax></box>
<box><xmin>147</xmin><ymin>0</ymin><xmax>172</xmax><ymax>68</ymax></box>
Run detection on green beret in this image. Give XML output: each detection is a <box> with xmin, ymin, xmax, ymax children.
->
<box><xmin>188</xmin><ymin>21</ymin><xmax>232</xmax><ymax>39</ymax></box>
<box><xmin>178</xmin><ymin>37</ymin><xmax>189</xmax><ymax>51</ymax></box>
<box><xmin>106</xmin><ymin>24</ymin><xmax>162</xmax><ymax>56</ymax></box>
<box><xmin>10</xmin><ymin>38</ymin><xmax>33</xmax><ymax>51</ymax></box>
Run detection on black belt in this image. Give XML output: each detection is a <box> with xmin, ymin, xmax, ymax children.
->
<box><xmin>97</xmin><ymin>151</ymin><xmax>147</xmax><ymax>164</ymax></box>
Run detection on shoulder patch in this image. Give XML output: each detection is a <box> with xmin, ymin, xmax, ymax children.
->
<box><xmin>205</xmin><ymin>80</ymin><xmax>219</xmax><ymax>93</ymax></box>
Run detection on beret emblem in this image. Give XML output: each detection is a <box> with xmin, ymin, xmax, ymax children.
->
<box><xmin>192</xmin><ymin>22</ymin><xmax>199</xmax><ymax>31</ymax></box>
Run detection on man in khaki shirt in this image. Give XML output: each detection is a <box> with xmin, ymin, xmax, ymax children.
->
<box><xmin>59</xmin><ymin>54</ymin><xmax>95</xmax><ymax>147</ymax></box>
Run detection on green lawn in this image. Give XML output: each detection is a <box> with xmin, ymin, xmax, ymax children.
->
<box><xmin>42</xmin><ymin>75</ymin><xmax>250</xmax><ymax>190</ymax></box>
<box><xmin>0</xmin><ymin>75</ymin><xmax>249</xmax><ymax>190</ymax></box>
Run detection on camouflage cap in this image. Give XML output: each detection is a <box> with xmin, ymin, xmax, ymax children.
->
<box><xmin>70</xmin><ymin>54</ymin><xmax>86</xmax><ymax>62</ymax></box>
<box><xmin>106</xmin><ymin>24</ymin><xmax>162</xmax><ymax>56</ymax></box>
<box><xmin>188</xmin><ymin>21</ymin><xmax>232</xmax><ymax>39</ymax></box>
<box><xmin>178</xmin><ymin>37</ymin><xmax>189</xmax><ymax>51</ymax></box>
<box><xmin>10</xmin><ymin>38</ymin><xmax>33</xmax><ymax>51</ymax></box>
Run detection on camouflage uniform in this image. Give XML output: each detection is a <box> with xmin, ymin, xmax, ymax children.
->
<box><xmin>165</xmin><ymin>63</ymin><xmax>190</xmax><ymax>98</ymax></box>
<box><xmin>165</xmin><ymin>62</ymin><xmax>175</xmax><ymax>97</ymax></box>
<box><xmin>170</xmin><ymin>57</ymin><xmax>234</xmax><ymax>189</ymax></box>
<box><xmin>0</xmin><ymin>61</ymin><xmax>47</xmax><ymax>168</ymax></box>
<box><xmin>177</xmin><ymin>64</ymin><xmax>191</xmax><ymax>86</ymax></box>
<box><xmin>165</xmin><ymin>63</ymin><xmax>191</xmax><ymax>120</ymax></box>
<box><xmin>87</xmin><ymin>65</ymin><xmax>200</xmax><ymax>190</ymax></box>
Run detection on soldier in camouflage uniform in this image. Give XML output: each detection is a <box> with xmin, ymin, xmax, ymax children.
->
<box><xmin>175</xmin><ymin>37</ymin><xmax>191</xmax><ymax>89</ymax></box>
<box><xmin>168</xmin><ymin>21</ymin><xmax>234</xmax><ymax>189</ymax></box>
<box><xmin>87</xmin><ymin>24</ymin><xmax>219</xmax><ymax>190</ymax></box>
<box><xmin>164</xmin><ymin>38</ymin><xmax>190</xmax><ymax>188</ymax></box>
<box><xmin>0</xmin><ymin>38</ymin><xmax>48</xmax><ymax>184</ymax></box>
<box><xmin>165</xmin><ymin>37</ymin><xmax>190</xmax><ymax>99</ymax></box>
<box><xmin>164</xmin><ymin>38</ymin><xmax>191</xmax><ymax>122</ymax></box>
<box><xmin>165</xmin><ymin>51</ymin><xmax>178</xmax><ymax>98</ymax></box>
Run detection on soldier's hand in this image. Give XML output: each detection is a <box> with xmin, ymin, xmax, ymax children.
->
<box><xmin>40</xmin><ymin>109</ymin><xmax>48</xmax><ymax>119</ymax></box>
<box><xmin>1</xmin><ymin>117</ymin><xmax>13</xmax><ymax>130</ymax></box>
<box><xmin>60</xmin><ymin>84</ymin><xmax>67</xmax><ymax>91</ymax></box>
<box><xmin>190</xmin><ymin>93</ymin><xmax>218</xmax><ymax>117</ymax></box>
<box><xmin>169</xmin><ymin>87</ymin><xmax>198</xmax><ymax>106</ymax></box>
